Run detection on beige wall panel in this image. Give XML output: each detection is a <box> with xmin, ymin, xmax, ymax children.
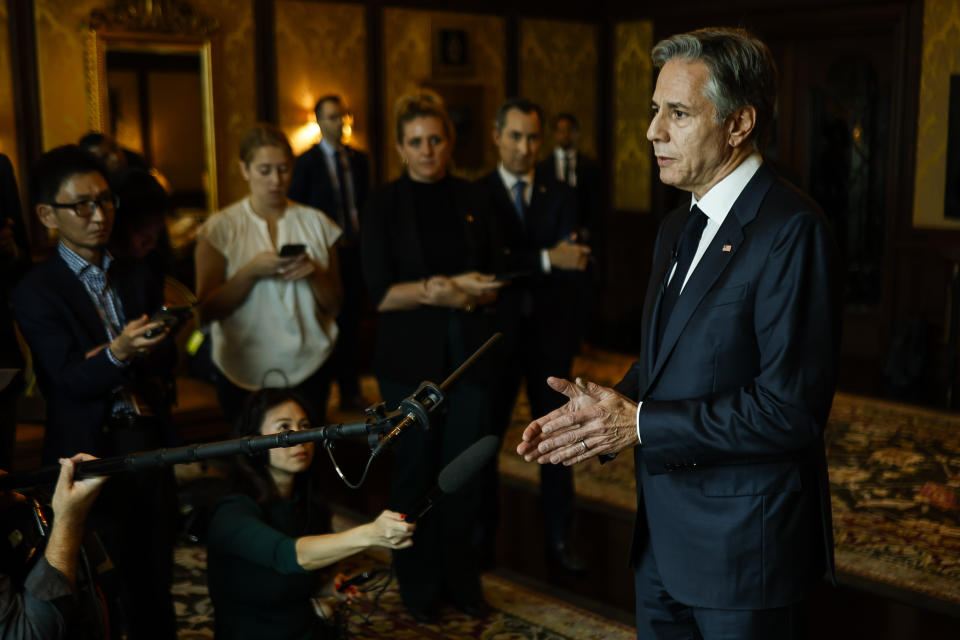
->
<box><xmin>202</xmin><ymin>0</ymin><xmax>256</xmax><ymax>208</ymax></box>
<box><xmin>382</xmin><ymin>8</ymin><xmax>505</xmax><ymax>181</ymax></box>
<box><xmin>913</xmin><ymin>0</ymin><xmax>960</xmax><ymax>229</ymax></box>
<box><xmin>612</xmin><ymin>22</ymin><xmax>652</xmax><ymax>212</ymax></box>
<box><xmin>0</xmin><ymin>2</ymin><xmax>18</xmax><ymax>175</ymax></box>
<box><xmin>519</xmin><ymin>19</ymin><xmax>598</xmax><ymax>159</ymax></box>
<box><xmin>275</xmin><ymin>1</ymin><xmax>367</xmax><ymax>158</ymax></box>
<box><xmin>34</xmin><ymin>0</ymin><xmax>100</xmax><ymax>150</ymax></box>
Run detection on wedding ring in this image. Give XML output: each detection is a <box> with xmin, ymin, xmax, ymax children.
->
<box><xmin>579</xmin><ymin>439</ymin><xmax>589</xmax><ymax>453</ymax></box>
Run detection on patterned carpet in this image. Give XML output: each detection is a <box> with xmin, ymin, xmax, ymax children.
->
<box><xmin>172</xmin><ymin>539</ymin><xmax>634</xmax><ymax>639</ymax></box>
<box><xmin>498</xmin><ymin>348</ymin><xmax>960</xmax><ymax>609</ymax></box>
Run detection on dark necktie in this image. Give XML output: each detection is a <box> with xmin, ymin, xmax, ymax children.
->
<box><xmin>512</xmin><ymin>180</ymin><xmax>527</xmax><ymax>223</ymax></box>
<box><xmin>656</xmin><ymin>206</ymin><xmax>708</xmax><ymax>347</ymax></box>
<box><xmin>334</xmin><ymin>150</ymin><xmax>354</xmax><ymax>237</ymax></box>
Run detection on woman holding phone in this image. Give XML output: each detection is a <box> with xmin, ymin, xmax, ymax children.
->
<box><xmin>195</xmin><ymin>123</ymin><xmax>342</xmax><ymax>425</ymax></box>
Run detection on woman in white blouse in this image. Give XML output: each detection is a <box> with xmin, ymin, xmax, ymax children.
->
<box><xmin>195</xmin><ymin>123</ymin><xmax>342</xmax><ymax>425</ymax></box>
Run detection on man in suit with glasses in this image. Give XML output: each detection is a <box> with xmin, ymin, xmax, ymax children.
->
<box><xmin>13</xmin><ymin>145</ymin><xmax>179</xmax><ymax>639</ymax></box>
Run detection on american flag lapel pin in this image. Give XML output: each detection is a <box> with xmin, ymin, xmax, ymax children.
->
<box><xmin>722</xmin><ymin>244</ymin><xmax>732</xmax><ymax>253</ymax></box>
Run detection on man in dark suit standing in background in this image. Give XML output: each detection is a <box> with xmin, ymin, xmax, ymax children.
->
<box><xmin>13</xmin><ymin>146</ymin><xmax>179</xmax><ymax>639</ymax></box>
<box><xmin>537</xmin><ymin>113</ymin><xmax>603</xmax><ymax>253</ymax></box>
<box><xmin>477</xmin><ymin>98</ymin><xmax>591</xmax><ymax>572</ymax></box>
<box><xmin>289</xmin><ymin>94</ymin><xmax>370</xmax><ymax>409</ymax></box>
<box><xmin>538</xmin><ymin>113</ymin><xmax>605</xmax><ymax>343</ymax></box>
<box><xmin>519</xmin><ymin>28</ymin><xmax>840</xmax><ymax>639</ymax></box>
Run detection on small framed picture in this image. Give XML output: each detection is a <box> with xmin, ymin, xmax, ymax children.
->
<box><xmin>432</xmin><ymin>26</ymin><xmax>474</xmax><ymax>76</ymax></box>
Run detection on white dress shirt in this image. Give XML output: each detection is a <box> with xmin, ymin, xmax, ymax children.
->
<box><xmin>635</xmin><ymin>153</ymin><xmax>763</xmax><ymax>442</ymax></box>
<box><xmin>554</xmin><ymin>147</ymin><xmax>577</xmax><ymax>187</ymax></box>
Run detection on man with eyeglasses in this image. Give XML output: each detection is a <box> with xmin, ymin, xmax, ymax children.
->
<box><xmin>12</xmin><ymin>145</ymin><xmax>179</xmax><ymax>639</ymax></box>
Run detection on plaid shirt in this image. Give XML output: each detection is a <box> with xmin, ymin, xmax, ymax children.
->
<box><xmin>57</xmin><ymin>242</ymin><xmax>135</xmax><ymax>415</ymax></box>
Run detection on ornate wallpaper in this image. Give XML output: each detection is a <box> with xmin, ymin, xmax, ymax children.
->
<box><xmin>612</xmin><ymin>22</ymin><xmax>652</xmax><ymax>212</ymax></box>
<box><xmin>382</xmin><ymin>8</ymin><xmax>505</xmax><ymax>181</ymax></box>
<box><xmin>201</xmin><ymin>0</ymin><xmax>256</xmax><ymax>208</ymax></box>
<box><xmin>274</xmin><ymin>1</ymin><xmax>368</xmax><ymax>158</ymax></box>
<box><xmin>913</xmin><ymin>0</ymin><xmax>960</xmax><ymax>229</ymax></box>
<box><xmin>34</xmin><ymin>0</ymin><xmax>100</xmax><ymax>150</ymax></box>
<box><xmin>519</xmin><ymin>19</ymin><xmax>598</xmax><ymax>159</ymax></box>
<box><xmin>0</xmin><ymin>3</ymin><xmax>18</xmax><ymax>174</ymax></box>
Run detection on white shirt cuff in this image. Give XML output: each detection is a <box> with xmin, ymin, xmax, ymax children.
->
<box><xmin>635</xmin><ymin>401</ymin><xmax>643</xmax><ymax>445</ymax></box>
<box><xmin>540</xmin><ymin>249</ymin><xmax>552</xmax><ymax>273</ymax></box>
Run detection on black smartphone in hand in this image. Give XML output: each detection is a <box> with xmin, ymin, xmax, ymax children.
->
<box><xmin>278</xmin><ymin>243</ymin><xmax>306</xmax><ymax>257</ymax></box>
<box><xmin>144</xmin><ymin>305</ymin><xmax>194</xmax><ymax>339</ymax></box>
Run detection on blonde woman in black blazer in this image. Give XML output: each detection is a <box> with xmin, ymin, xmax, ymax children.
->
<box><xmin>360</xmin><ymin>92</ymin><xmax>502</xmax><ymax>622</ymax></box>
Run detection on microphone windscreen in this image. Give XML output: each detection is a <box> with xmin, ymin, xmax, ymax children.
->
<box><xmin>437</xmin><ymin>435</ymin><xmax>499</xmax><ymax>494</ymax></box>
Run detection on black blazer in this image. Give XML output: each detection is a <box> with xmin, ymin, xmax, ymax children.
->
<box><xmin>360</xmin><ymin>175</ymin><xmax>499</xmax><ymax>385</ymax></box>
<box><xmin>13</xmin><ymin>253</ymin><xmax>176</xmax><ymax>462</ymax></box>
<box><xmin>475</xmin><ymin>168</ymin><xmax>581</xmax><ymax>361</ymax></box>
<box><xmin>615</xmin><ymin>163</ymin><xmax>840</xmax><ymax>609</ymax></box>
<box><xmin>288</xmin><ymin>144</ymin><xmax>369</xmax><ymax>235</ymax></box>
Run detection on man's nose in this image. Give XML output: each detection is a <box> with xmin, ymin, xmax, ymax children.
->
<box><xmin>647</xmin><ymin>113</ymin><xmax>666</xmax><ymax>142</ymax></box>
<box><xmin>517</xmin><ymin>138</ymin><xmax>530</xmax><ymax>155</ymax></box>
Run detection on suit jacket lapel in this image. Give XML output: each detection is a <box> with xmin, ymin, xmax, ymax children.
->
<box><xmin>646</xmin><ymin>164</ymin><xmax>775</xmax><ymax>391</ymax></box>
<box><xmin>50</xmin><ymin>255</ymin><xmax>112</xmax><ymax>345</ymax></box>
<box><xmin>452</xmin><ymin>181</ymin><xmax>480</xmax><ymax>264</ymax></box>
<box><xmin>490</xmin><ymin>173</ymin><xmax>527</xmax><ymax>240</ymax></box>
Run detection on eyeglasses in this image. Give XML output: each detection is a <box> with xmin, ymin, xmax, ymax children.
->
<box><xmin>47</xmin><ymin>194</ymin><xmax>118</xmax><ymax>218</ymax></box>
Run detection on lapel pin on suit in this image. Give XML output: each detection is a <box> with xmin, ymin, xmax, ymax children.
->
<box><xmin>538</xmin><ymin>185</ymin><xmax>546</xmax><ymax>194</ymax></box>
<box><xmin>722</xmin><ymin>244</ymin><xmax>732</xmax><ymax>252</ymax></box>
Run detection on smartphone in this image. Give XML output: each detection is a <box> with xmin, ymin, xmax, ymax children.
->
<box><xmin>144</xmin><ymin>305</ymin><xmax>194</xmax><ymax>339</ymax></box>
<box><xmin>278</xmin><ymin>243</ymin><xmax>306</xmax><ymax>257</ymax></box>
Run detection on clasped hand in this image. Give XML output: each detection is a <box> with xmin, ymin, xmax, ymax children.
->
<box><xmin>517</xmin><ymin>377</ymin><xmax>639</xmax><ymax>466</ymax></box>
<box><xmin>424</xmin><ymin>272</ymin><xmax>501</xmax><ymax>308</ymax></box>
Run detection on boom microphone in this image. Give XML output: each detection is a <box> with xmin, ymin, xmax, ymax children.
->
<box><xmin>407</xmin><ymin>435</ymin><xmax>499</xmax><ymax>524</ymax></box>
<box><xmin>370</xmin><ymin>333</ymin><xmax>501</xmax><ymax>458</ymax></box>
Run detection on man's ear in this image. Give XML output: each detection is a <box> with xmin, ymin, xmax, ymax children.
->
<box><xmin>492</xmin><ymin>127</ymin><xmax>501</xmax><ymax>147</ymax></box>
<box><xmin>727</xmin><ymin>105</ymin><xmax>757</xmax><ymax>148</ymax></box>
<box><xmin>36</xmin><ymin>204</ymin><xmax>59</xmax><ymax>231</ymax></box>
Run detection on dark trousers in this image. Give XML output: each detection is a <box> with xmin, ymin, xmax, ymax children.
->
<box><xmin>332</xmin><ymin>244</ymin><xmax>364</xmax><ymax>399</ymax></box>
<box><xmin>380</xmin><ymin>377</ymin><xmax>488</xmax><ymax>611</ymax></box>
<box><xmin>215</xmin><ymin>361</ymin><xmax>332</xmax><ymax>430</ymax></box>
<box><xmin>634</xmin><ymin>542</ymin><xmax>811</xmax><ymax>640</ymax></box>
<box><xmin>481</xmin><ymin>321</ymin><xmax>575</xmax><ymax>551</ymax></box>
<box><xmin>89</xmin><ymin>415</ymin><xmax>178</xmax><ymax>640</ymax></box>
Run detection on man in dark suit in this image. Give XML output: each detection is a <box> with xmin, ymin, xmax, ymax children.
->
<box><xmin>477</xmin><ymin>98</ymin><xmax>591</xmax><ymax>572</ymax></box>
<box><xmin>13</xmin><ymin>145</ymin><xmax>179</xmax><ymax>639</ymax></box>
<box><xmin>538</xmin><ymin>113</ymin><xmax>604</xmax><ymax>342</ymax></box>
<box><xmin>537</xmin><ymin>113</ymin><xmax>603</xmax><ymax>250</ymax></box>
<box><xmin>289</xmin><ymin>94</ymin><xmax>370</xmax><ymax>410</ymax></box>
<box><xmin>519</xmin><ymin>28</ymin><xmax>840</xmax><ymax>639</ymax></box>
